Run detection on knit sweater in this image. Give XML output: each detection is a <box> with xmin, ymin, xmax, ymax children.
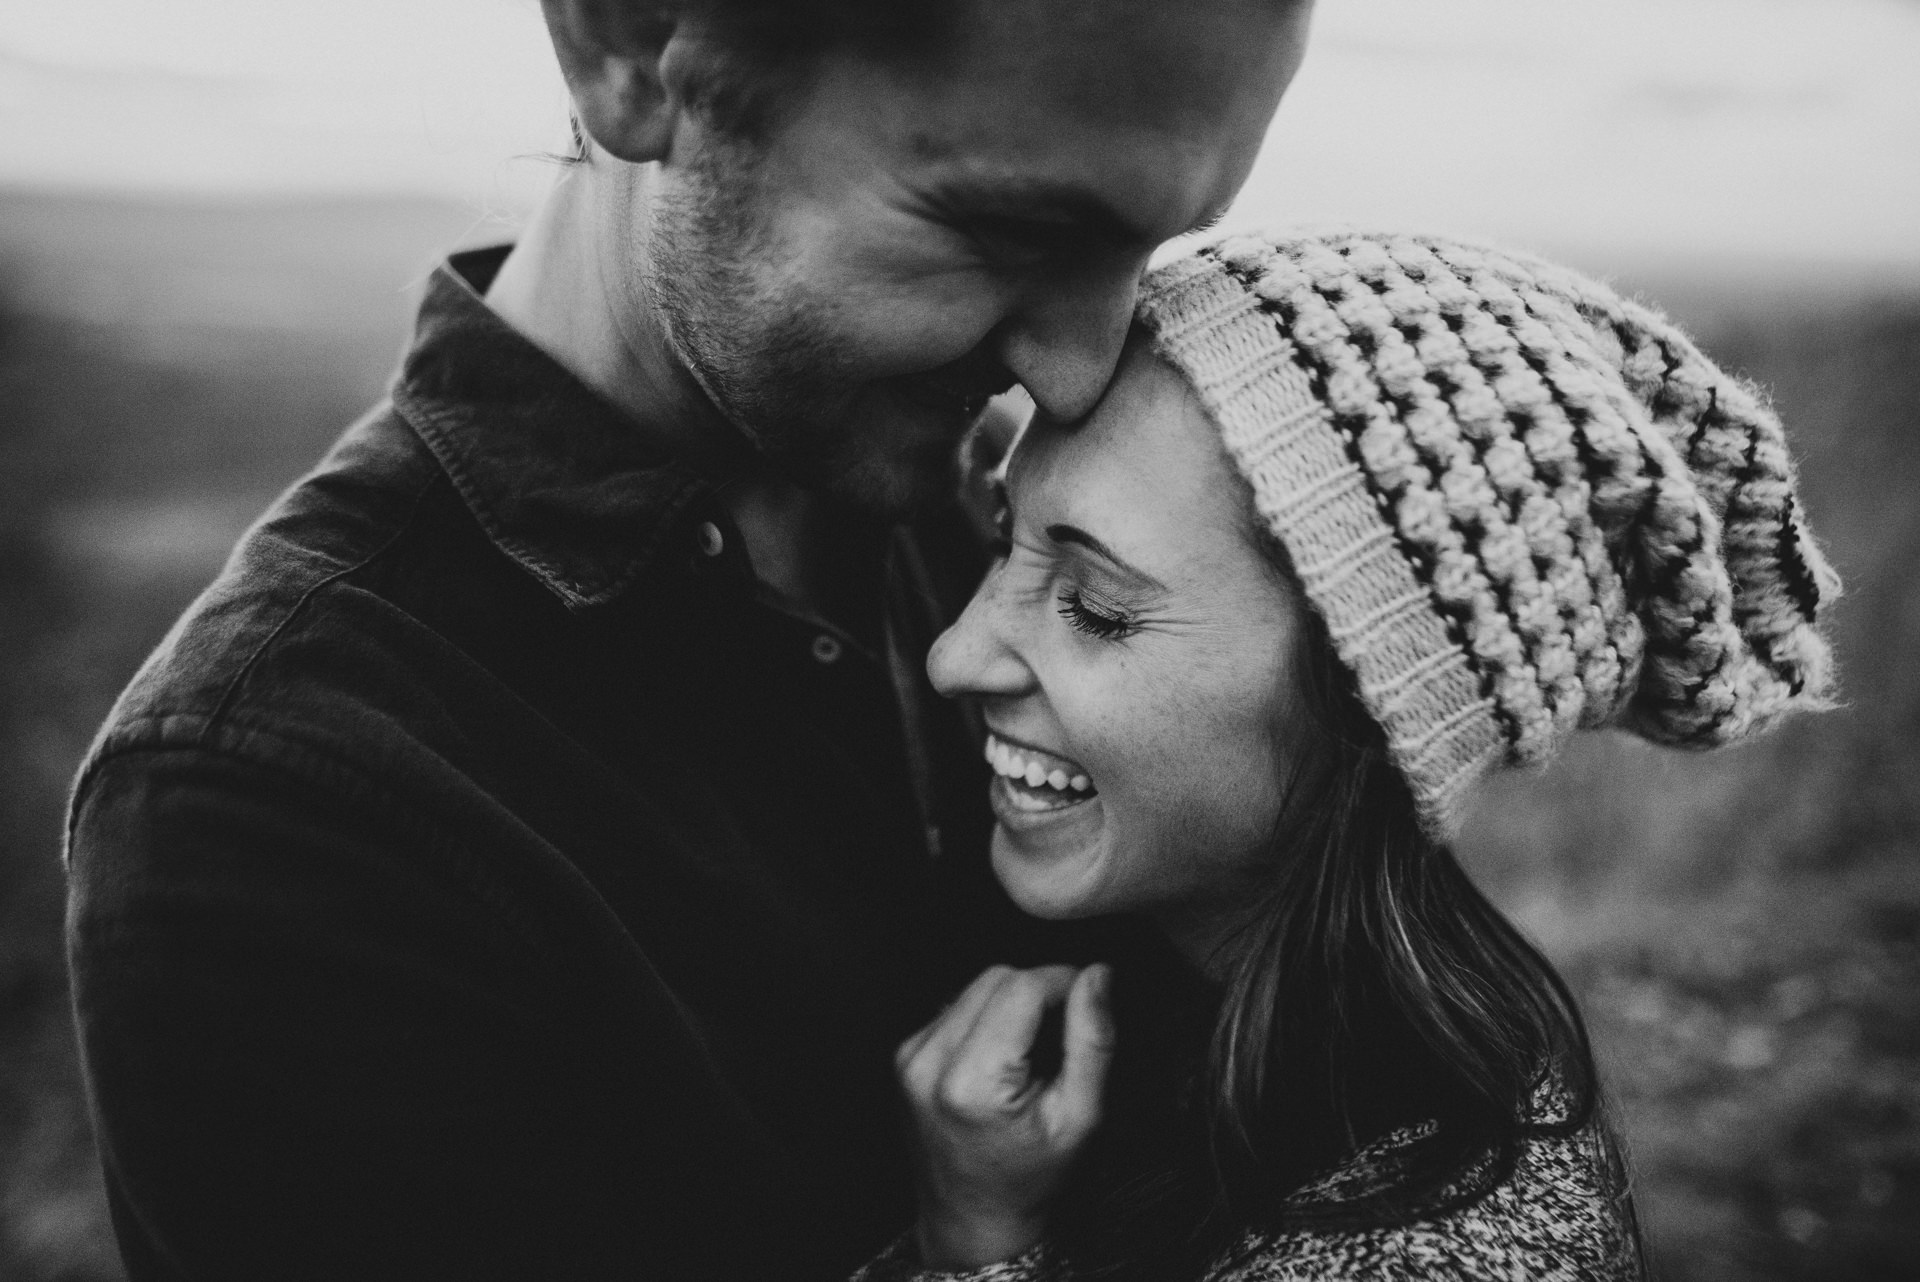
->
<box><xmin>852</xmin><ymin>1121</ymin><xmax>1640</xmax><ymax>1281</ymax></box>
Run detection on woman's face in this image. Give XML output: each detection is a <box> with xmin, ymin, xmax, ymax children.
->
<box><xmin>928</xmin><ymin>336</ymin><xmax>1314</xmax><ymax>959</ymax></box>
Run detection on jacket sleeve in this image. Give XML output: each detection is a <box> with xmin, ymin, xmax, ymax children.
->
<box><xmin>67</xmin><ymin>740</ymin><xmax>790</xmax><ymax>1282</ymax></box>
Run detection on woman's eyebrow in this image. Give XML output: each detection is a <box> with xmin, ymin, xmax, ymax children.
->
<box><xmin>1044</xmin><ymin>523</ymin><xmax>1168</xmax><ymax>592</ymax></box>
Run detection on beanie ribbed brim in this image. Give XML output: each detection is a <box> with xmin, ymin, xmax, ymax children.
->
<box><xmin>1138</xmin><ymin>253</ymin><xmax>1506</xmax><ymax>836</ymax></box>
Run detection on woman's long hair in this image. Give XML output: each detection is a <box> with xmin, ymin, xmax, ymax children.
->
<box><xmin>1048</xmin><ymin>542</ymin><xmax>1639</xmax><ymax>1278</ymax></box>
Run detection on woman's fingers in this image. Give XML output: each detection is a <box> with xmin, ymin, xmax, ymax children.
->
<box><xmin>940</xmin><ymin>966</ymin><xmax>1078</xmax><ymax>1113</ymax></box>
<box><xmin>899</xmin><ymin>962</ymin><xmax>1113</xmax><ymax>1145</ymax></box>
<box><xmin>1040</xmin><ymin>963</ymin><xmax>1114</xmax><ymax>1143</ymax></box>
<box><xmin>897</xmin><ymin>965</ymin><xmax>1016</xmax><ymax>1091</ymax></box>
<box><xmin>896</xmin><ymin>964</ymin><xmax>1115</xmax><ymax>1273</ymax></box>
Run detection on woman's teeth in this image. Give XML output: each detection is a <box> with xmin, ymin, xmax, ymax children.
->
<box><xmin>985</xmin><ymin>734</ymin><xmax>1094</xmax><ymax>807</ymax></box>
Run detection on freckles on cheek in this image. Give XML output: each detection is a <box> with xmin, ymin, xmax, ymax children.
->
<box><xmin>1088</xmin><ymin>668</ymin><xmax>1198</xmax><ymax>813</ymax></box>
<box><xmin>1129</xmin><ymin>653</ymin><xmax>1286</xmax><ymax>854</ymax></box>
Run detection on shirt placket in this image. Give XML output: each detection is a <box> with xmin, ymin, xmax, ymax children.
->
<box><xmin>687</xmin><ymin>508</ymin><xmax>950</xmax><ymax>866</ymax></box>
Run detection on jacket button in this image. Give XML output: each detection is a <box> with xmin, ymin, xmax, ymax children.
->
<box><xmin>811</xmin><ymin>634</ymin><xmax>843</xmax><ymax>664</ymax></box>
<box><xmin>696</xmin><ymin>521</ymin><xmax>725</xmax><ymax>557</ymax></box>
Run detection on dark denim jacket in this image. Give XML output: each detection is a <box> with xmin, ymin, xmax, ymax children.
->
<box><xmin>65</xmin><ymin>248</ymin><xmax>1035</xmax><ymax>1280</ymax></box>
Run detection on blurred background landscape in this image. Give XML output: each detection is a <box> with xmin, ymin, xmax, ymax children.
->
<box><xmin>2</xmin><ymin>1</ymin><xmax>1917</xmax><ymax>1278</ymax></box>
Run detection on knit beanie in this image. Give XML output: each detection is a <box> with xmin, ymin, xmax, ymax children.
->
<box><xmin>1135</xmin><ymin>230</ymin><xmax>1840</xmax><ymax>837</ymax></box>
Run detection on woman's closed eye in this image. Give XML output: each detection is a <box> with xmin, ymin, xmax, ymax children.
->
<box><xmin>1057</xmin><ymin>586</ymin><xmax>1137</xmax><ymax>641</ymax></box>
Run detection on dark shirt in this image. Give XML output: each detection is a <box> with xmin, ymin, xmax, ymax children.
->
<box><xmin>65</xmin><ymin>247</ymin><xmax>1034</xmax><ymax>1280</ymax></box>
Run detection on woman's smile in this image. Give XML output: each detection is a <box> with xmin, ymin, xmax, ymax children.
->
<box><xmin>985</xmin><ymin>732</ymin><xmax>1094</xmax><ymax>804</ymax></box>
<box><xmin>983</xmin><ymin>729</ymin><xmax>1106</xmax><ymax>845</ymax></box>
<box><xmin>928</xmin><ymin>336</ymin><xmax>1308</xmax><ymax>951</ymax></box>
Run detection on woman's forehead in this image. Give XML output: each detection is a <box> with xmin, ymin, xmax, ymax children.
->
<box><xmin>1008</xmin><ymin>350</ymin><xmax>1242</xmax><ymax>556</ymax></box>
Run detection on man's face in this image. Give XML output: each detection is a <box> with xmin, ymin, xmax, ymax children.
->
<box><xmin>646</xmin><ymin>0</ymin><xmax>1314</xmax><ymax>515</ymax></box>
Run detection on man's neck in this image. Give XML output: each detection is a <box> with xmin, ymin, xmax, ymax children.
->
<box><xmin>484</xmin><ymin>166</ymin><xmax>739</xmax><ymax>476</ymax></box>
<box><xmin>483</xmin><ymin>169</ymin><xmax>889</xmax><ymax>631</ymax></box>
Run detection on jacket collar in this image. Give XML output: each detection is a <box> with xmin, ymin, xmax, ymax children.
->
<box><xmin>392</xmin><ymin>246</ymin><xmax>716</xmax><ymax>610</ymax></box>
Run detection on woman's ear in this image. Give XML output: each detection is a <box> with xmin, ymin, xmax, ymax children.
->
<box><xmin>541</xmin><ymin>0</ymin><xmax>683</xmax><ymax>163</ymax></box>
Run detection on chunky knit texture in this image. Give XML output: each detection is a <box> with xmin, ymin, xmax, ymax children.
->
<box><xmin>853</xmin><ymin>1119</ymin><xmax>1639</xmax><ymax>1281</ymax></box>
<box><xmin>1135</xmin><ymin>230</ymin><xmax>1840</xmax><ymax>835</ymax></box>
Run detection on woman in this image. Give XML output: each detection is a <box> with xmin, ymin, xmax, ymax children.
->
<box><xmin>859</xmin><ymin>231</ymin><xmax>1840</xmax><ymax>1280</ymax></box>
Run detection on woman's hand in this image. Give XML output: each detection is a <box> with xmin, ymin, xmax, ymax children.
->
<box><xmin>896</xmin><ymin>963</ymin><xmax>1114</xmax><ymax>1270</ymax></box>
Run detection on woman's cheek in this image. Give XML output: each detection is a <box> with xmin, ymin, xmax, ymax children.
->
<box><xmin>1139</xmin><ymin>679</ymin><xmax>1280</xmax><ymax>878</ymax></box>
<box><xmin>1089</xmin><ymin>715</ymin><xmax>1201</xmax><ymax>895</ymax></box>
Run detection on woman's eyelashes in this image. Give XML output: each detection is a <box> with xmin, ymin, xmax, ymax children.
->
<box><xmin>997</xmin><ymin>498</ymin><xmax>1146</xmax><ymax>639</ymax></box>
<box><xmin>1057</xmin><ymin>586</ymin><xmax>1137</xmax><ymax>641</ymax></box>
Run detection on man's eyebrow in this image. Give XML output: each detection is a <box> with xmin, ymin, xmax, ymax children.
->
<box><xmin>1044</xmin><ymin>523</ymin><xmax>1168</xmax><ymax>592</ymax></box>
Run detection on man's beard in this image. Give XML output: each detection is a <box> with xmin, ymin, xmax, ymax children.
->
<box><xmin>645</xmin><ymin>159</ymin><xmax>962</xmax><ymax>518</ymax></box>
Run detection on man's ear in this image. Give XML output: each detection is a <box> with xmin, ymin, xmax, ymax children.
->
<box><xmin>541</xmin><ymin>0</ymin><xmax>683</xmax><ymax>163</ymax></box>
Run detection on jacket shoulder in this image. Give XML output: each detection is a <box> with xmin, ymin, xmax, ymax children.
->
<box><xmin>79</xmin><ymin>402</ymin><xmax>446</xmax><ymax>771</ymax></box>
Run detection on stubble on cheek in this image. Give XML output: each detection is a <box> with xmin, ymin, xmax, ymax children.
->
<box><xmin>648</xmin><ymin>180</ymin><xmax>870</xmax><ymax>476</ymax></box>
<box><xmin>830</xmin><ymin>408</ymin><xmax>964</xmax><ymax>514</ymax></box>
<box><xmin>647</xmin><ymin>135</ymin><xmax>1002</xmax><ymax>512</ymax></box>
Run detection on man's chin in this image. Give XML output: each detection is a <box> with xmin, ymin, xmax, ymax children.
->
<box><xmin>733</xmin><ymin>383</ymin><xmax>980</xmax><ymax>518</ymax></box>
<box><xmin>823</xmin><ymin>441</ymin><xmax>962</xmax><ymax>520</ymax></box>
<box><xmin>893</xmin><ymin>380</ymin><xmax>994</xmax><ymax>424</ymax></box>
<box><xmin>814</xmin><ymin>392</ymin><xmax>982</xmax><ymax>518</ymax></box>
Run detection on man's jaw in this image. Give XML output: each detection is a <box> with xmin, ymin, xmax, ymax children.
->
<box><xmin>723</xmin><ymin>362</ymin><xmax>1016</xmax><ymax>518</ymax></box>
<box><xmin>895</xmin><ymin>356</ymin><xmax>1018</xmax><ymax>422</ymax></box>
<box><xmin>896</xmin><ymin>381</ymin><xmax>994</xmax><ymax>422</ymax></box>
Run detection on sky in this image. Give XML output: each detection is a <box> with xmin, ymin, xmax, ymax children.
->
<box><xmin>3</xmin><ymin>0</ymin><xmax>1918</xmax><ymax>271</ymax></box>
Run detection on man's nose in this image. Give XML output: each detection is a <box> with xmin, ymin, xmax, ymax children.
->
<box><xmin>995</xmin><ymin>258</ymin><xmax>1146</xmax><ymax>423</ymax></box>
<box><xmin>927</xmin><ymin>570</ymin><xmax>1033</xmax><ymax>701</ymax></box>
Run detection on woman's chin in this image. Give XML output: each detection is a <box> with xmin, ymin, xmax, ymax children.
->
<box><xmin>987</xmin><ymin>783</ymin><xmax>1112</xmax><ymax>919</ymax></box>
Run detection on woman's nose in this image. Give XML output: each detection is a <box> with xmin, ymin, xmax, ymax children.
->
<box><xmin>927</xmin><ymin>575</ymin><xmax>1034</xmax><ymax>700</ymax></box>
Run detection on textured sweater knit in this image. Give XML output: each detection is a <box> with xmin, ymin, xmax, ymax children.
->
<box><xmin>853</xmin><ymin>1121</ymin><xmax>1639</xmax><ymax>1281</ymax></box>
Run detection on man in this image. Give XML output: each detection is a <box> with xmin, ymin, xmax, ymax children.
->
<box><xmin>66</xmin><ymin>1</ymin><xmax>1313</xmax><ymax>1276</ymax></box>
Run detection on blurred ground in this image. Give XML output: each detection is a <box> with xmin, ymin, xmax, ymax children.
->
<box><xmin>1</xmin><ymin>188</ymin><xmax>1916</xmax><ymax>1281</ymax></box>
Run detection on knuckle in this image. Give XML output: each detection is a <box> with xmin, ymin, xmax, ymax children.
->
<box><xmin>1004</xmin><ymin>969</ymin><xmax>1049</xmax><ymax>1000</ymax></box>
<box><xmin>936</xmin><ymin>1067</ymin><xmax>1006</xmax><ymax>1120</ymax></box>
<box><xmin>1049</xmin><ymin>1102</ymin><xmax>1100</xmax><ymax>1146</ymax></box>
<box><xmin>934</xmin><ymin>1075</ymin><xmax>976</xmax><ymax>1117</ymax></box>
<box><xmin>1080</xmin><ymin>1022</ymin><xmax>1118</xmax><ymax>1055</ymax></box>
<box><xmin>899</xmin><ymin>1053</ymin><xmax>938</xmax><ymax>1099</ymax></box>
